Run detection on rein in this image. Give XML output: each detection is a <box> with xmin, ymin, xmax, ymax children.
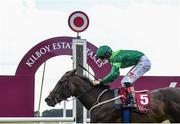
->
<box><xmin>89</xmin><ymin>95</ymin><xmax>121</xmax><ymax>112</ymax></box>
<box><xmin>67</xmin><ymin>74</ymin><xmax>95</xmax><ymax>101</ymax></box>
<box><xmin>57</xmin><ymin>72</ymin><xmax>118</xmax><ymax>112</ymax></box>
<box><xmin>67</xmin><ymin>74</ymin><xmax>118</xmax><ymax>112</ymax></box>
<box><xmin>68</xmin><ymin>86</ymin><xmax>94</xmax><ymax>101</ymax></box>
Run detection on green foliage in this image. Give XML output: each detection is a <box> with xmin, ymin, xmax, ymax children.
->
<box><xmin>42</xmin><ymin>109</ymin><xmax>72</xmax><ymax>117</ymax></box>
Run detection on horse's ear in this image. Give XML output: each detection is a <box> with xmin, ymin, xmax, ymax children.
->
<box><xmin>73</xmin><ymin>69</ymin><xmax>77</xmax><ymax>73</ymax></box>
<box><xmin>69</xmin><ymin>69</ymin><xmax>77</xmax><ymax>76</ymax></box>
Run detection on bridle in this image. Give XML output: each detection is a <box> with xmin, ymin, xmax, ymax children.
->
<box><xmin>53</xmin><ymin>81</ymin><xmax>70</xmax><ymax>103</ymax></box>
<box><xmin>52</xmin><ymin>73</ymin><xmax>94</xmax><ymax>103</ymax></box>
<box><xmin>52</xmin><ymin>72</ymin><xmax>115</xmax><ymax>112</ymax></box>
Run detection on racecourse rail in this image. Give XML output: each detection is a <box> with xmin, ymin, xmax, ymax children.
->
<box><xmin>0</xmin><ymin>117</ymin><xmax>90</xmax><ymax>123</ymax></box>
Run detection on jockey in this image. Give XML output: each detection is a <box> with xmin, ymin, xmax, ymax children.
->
<box><xmin>93</xmin><ymin>45</ymin><xmax>151</xmax><ymax>108</ymax></box>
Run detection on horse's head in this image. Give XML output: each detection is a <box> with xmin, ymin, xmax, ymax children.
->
<box><xmin>45</xmin><ymin>69</ymin><xmax>77</xmax><ymax>107</ymax></box>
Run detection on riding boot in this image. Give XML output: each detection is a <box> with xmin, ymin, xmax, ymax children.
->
<box><xmin>124</xmin><ymin>82</ymin><xmax>137</xmax><ymax>108</ymax></box>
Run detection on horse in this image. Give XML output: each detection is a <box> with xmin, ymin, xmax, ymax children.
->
<box><xmin>45</xmin><ymin>69</ymin><xmax>180</xmax><ymax>123</ymax></box>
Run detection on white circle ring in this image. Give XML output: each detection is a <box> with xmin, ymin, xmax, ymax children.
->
<box><xmin>68</xmin><ymin>11</ymin><xmax>89</xmax><ymax>32</ymax></box>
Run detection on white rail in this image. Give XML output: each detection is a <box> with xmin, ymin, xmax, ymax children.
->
<box><xmin>0</xmin><ymin>117</ymin><xmax>74</xmax><ymax>123</ymax></box>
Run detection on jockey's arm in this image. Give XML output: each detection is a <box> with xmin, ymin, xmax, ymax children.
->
<box><xmin>100</xmin><ymin>62</ymin><xmax>121</xmax><ymax>85</ymax></box>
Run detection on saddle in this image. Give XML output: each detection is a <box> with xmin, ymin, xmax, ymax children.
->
<box><xmin>114</xmin><ymin>87</ymin><xmax>151</xmax><ymax>113</ymax></box>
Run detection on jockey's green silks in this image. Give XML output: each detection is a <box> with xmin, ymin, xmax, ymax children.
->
<box><xmin>100</xmin><ymin>50</ymin><xmax>144</xmax><ymax>84</ymax></box>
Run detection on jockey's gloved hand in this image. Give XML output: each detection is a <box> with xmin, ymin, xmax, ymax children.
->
<box><xmin>93</xmin><ymin>80</ymin><xmax>101</xmax><ymax>85</ymax></box>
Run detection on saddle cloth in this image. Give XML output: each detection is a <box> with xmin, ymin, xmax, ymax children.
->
<box><xmin>114</xmin><ymin>88</ymin><xmax>151</xmax><ymax>113</ymax></box>
<box><xmin>135</xmin><ymin>90</ymin><xmax>151</xmax><ymax>113</ymax></box>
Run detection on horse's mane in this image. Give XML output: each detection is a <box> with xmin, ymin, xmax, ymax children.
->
<box><xmin>76</xmin><ymin>74</ymin><xmax>109</xmax><ymax>90</ymax></box>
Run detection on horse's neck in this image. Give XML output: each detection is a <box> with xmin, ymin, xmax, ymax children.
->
<box><xmin>75</xmin><ymin>83</ymin><xmax>112</xmax><ymax>110</ymax></box>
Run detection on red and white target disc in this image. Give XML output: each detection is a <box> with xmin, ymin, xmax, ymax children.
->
<box><xmin>68</xmin><ymin>11</ymin><xmax>89</xmax><ymax>33</ymax></box>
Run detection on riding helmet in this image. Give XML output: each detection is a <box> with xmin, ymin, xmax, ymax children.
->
<box><xmin>96</xmin><ymin>45</ymin><xmax>112</xmax><ymax>59</ymax></box>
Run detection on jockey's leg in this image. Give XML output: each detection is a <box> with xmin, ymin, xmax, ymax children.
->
<box><xmin>121</xmin><ymin>56</ymin><xmax>151</xmax><ymax>87</ymax></box>
<box><xmin>124</xmin><ymin>82</ymin><xmax>136</xmax><ymax>108</ymax></box>
<box><xmin>121</xmin><ymin>56</ymin><xmax>151</xmax><ymax>108</ymax></box>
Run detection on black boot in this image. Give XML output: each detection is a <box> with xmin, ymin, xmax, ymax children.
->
<box><xmin>124</xmin><ymin>82</ymin><xmax>137</xmax><ymax>108</ymax></box>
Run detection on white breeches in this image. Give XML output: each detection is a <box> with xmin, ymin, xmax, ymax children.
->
<box><xmin>121</xmin><ymin>56</ymin><xmax>151</xmax><ymax>87</ymax></box>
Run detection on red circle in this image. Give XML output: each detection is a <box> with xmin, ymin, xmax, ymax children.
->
<box><xmin>68</xmin><ymin>11</ymin><xmax>89</xmax><ymax>32</ymax></box>
<box><xmin>74</xmin><ymin>17</ymin><xmax>84</xmax><ymax>27</ymax></box>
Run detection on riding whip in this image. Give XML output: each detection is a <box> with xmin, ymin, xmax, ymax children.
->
<box><xmin>78</xmin><ymin>64</ymin><xmax>97</xmax><ymax>80</ymax></box>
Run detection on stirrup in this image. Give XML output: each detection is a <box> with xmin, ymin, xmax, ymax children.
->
<box><xmin>123</xmin><ymin>103</ymin><xmax>137</xmax><ymax>109</ymax></box>
<box><xmin>123</xmin><ymin>96</ymin><xmax>137</xmax><ymax>109</ymax></box>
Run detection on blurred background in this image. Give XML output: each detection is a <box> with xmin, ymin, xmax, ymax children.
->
<box><xmin>0</xmin><ymin>0</ymin><xmax>180</xmax><ymax>115</ymax></box>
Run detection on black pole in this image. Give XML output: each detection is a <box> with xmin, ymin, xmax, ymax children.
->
<box><xmin>75</xmin><ymin>40</ymin><xmax>84</xmax><ymax>123</ymax></box>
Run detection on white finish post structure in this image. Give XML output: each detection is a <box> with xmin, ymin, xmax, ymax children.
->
<box><xmin>72</xmin><ymin>38</ymin><xmax>87</xmax><ymax>123</ymax></box>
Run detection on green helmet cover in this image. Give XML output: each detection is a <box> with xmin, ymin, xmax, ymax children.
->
<box><xmin>96</xmin><ymin>45</ymin><xmax>112</xmax><ymax>58</ymax></box>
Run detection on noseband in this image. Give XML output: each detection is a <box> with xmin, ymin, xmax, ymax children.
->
<box><xmin>53</xmin><ymin>79</ymin><xmax>72</xmax><ymax>103</ymax></box>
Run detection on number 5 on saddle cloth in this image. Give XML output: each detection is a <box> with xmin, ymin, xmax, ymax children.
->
<box><xmin>114</xmin><ymin>87</ymin><xmax>151</xmax><ymax>113</ymax></box>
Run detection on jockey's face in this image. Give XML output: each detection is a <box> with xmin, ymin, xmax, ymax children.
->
<box><xmin>102</xmin><ymin>58</ymin><xmax>109</xmax><ymax>64</ymax></box>
<box><xmin>98</xmin><ymin>56</ymin><xmax>109</xmax><ymax>64</ymax></box>
<box><xmin>99</xmin><ymin>56</ymin><xmax>105</xmax><ymax>60</ymax></box>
